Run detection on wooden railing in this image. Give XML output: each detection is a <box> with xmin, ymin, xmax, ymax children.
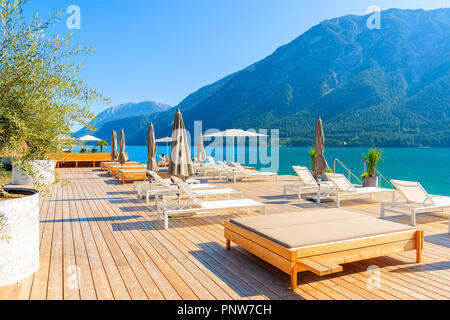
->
<box><xmin>52</xmin><ymin>153</ymin><xmax>129</xmax><ymax>168</ymax></box>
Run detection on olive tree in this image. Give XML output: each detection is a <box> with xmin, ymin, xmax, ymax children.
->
<box><xmin>0</xmin><ymin>0</ymin><xmax>107</xmax><ymax>197</ymax></box>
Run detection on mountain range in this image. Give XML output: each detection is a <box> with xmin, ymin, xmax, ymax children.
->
<box><xmin>75</xmin><ymin>101</ymin><xmax>171</xmax><ymax>138</ymax></box>
<box><xmin>77</xmin><ymin>8</ymin><xmax>450</xmax><ymax>147</ymax></box>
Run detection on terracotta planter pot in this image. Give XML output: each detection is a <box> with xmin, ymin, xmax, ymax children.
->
<box><xmin>0</xmin><ymin>188</ymin><xmax>40</xmax><ymax>286</ymax></box>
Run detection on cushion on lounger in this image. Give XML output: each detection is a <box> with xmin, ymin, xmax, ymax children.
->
<box><xmin>230</xmin><ymin>209</ymin><xmax>415</xmax><ymax>249</ymax></box>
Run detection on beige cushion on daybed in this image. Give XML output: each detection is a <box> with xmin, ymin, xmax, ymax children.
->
<box><xmin>117</xmin><ymin>169</ymin><xmax>146</xmax><ymax>173</ymax></box>
<box><xmin>230</xmin><ymin>209</ymin><xmax>415</xmax><ymax>249</ymax></box>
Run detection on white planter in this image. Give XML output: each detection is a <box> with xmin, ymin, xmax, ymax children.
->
<box><xmin>0</xmin><ymin>188</ymin><xmax>40</xmax><ymax>286</ymax></box>
<box><xmin>11</xmin><ymin>160</ymin><xmax>55</xmax><ymax>185</ymax></box>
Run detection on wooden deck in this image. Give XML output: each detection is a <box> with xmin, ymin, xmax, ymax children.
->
<box><xmin>0</xmin><ymin>167</ymin><xmax>449</xmax><ymax>300</ymax></box>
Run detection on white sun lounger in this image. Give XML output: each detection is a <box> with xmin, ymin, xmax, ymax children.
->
<box><xmin>324</xmin><ymin>173</ymin><xmax>397</xmax><ymax>208</ymax></box>
<box><xmin>133</xmin><ymin>178</ymin><xmax>203</xmax><ymax>196</ymax></box>
<box><xmin>229</xmin><ymin>162</ymin><xmax>277</xmax><ymax>183</ymax></box>
<box><xmin>216</xmin><ymin>161</ymin><xmax>265</xmax><ymax>183</ymax></box>
<box><xmin>133</xmin><ymin>175</ymin><xmax>201</xmax><ymax>191</ymax></box>
<box><xmin>283</xmin><ymin>166</ymin><xmax>334</xmax><ymax>199</ymax></box>
<box><xmin>134</xmin><ymin>171</ymin><xmax>214</xmax><ymax>199</ymax></box>
<box><xmin>206</xmin><ymin>156</ymin><xmax>217</xmax><ymax>166</ymax></box>
<box><xmin>213</xmin><ymin>161</ymin><xmax>248</xmax><ymax>182</ymax></box>
<box><xmin>156</xmin><ymin>177</ymin><xmax>266</xmax><ymax>229</ymax></box>
<box><xmin>195</xmin><ymin>161</ymin><xmax>230</xmax><ymax>178</ymax></box>
<box><xmin>194</xmin><ymin>156</ymin><xmax>234</xmax><ymax>177</ymax></box>
<box><xmin>381</xmin><ymin>180</ymin><xmax>450</xmax><ymax>228</ymax></box>
<box><xmin>146</xmin><ymin>179</ymin><xmax>242</xmax><ymax>204</ymax></box>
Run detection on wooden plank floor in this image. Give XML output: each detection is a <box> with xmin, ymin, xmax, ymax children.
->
<box><xmin>1</xmin><ymin>167</ymin><xmax>449</xmax><ymax>300</ymax></box>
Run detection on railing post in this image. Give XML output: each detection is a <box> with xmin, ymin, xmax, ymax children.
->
<box><xmin>334</xmin><ymin>158</ymin><xmax>392</xmax><ymax>189</ymax></box>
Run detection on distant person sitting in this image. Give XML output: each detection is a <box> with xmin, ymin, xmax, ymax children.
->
<box><xmin>158</xmin><ymin>154</ymin><xmax>170</xmax><ymax>166</ymax></box>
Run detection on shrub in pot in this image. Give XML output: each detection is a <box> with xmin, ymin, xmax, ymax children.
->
<box><xmin>0</xmin><ymin>1</ymin><xmax>106</xmax><ymax>286</ymax></box>
<box><xmin>361</xmin><ymin>148</ymin><xmax>383</xmax><ymax>187</ymax></box>
<box><xmin>321</xmin><ymin>168</ymin><xmax>333</xmax><ymax>181</ymax></box>
<box><xmin>308</xmin><ymin>148</ymin><xmax>317</xmax><ymax>179</ymax></box>
<box><xmin>361</xmin><ymin>172</ymin><xmax>378</xmax><ymax>187</ymax></box>
<box><xmin>308</xmin><ymin>148</ymin><xmax>332</xmax><ymax>181</ymax></box>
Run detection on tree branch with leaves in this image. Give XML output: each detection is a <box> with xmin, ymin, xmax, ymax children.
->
<box><xmin>0</xmin><ymin>0</ymin><xmax>108</xmax><ymax>197</ymax></box>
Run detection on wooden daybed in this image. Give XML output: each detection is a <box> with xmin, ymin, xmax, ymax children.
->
<box><xmin>116</xmin><ymin>169</ymin><xmax>148</xmax><ymax>184</ymax></box>
<box><xmin>116</xmin><ymin>168</ymin><xmax>171</xmax><ymax>184</ymax></box>
<box><xmin>224</xmin><ymin>209</ymin><xmax>424</xmax><ymax>290</ymax></box>
<box><xmin>107</xmin><ymin>165</ymin><xmax>146</xmax><ymax>176</ymax></box>
<box><xmin>100</xmin><ymin>161</ymin><xmax>141</xmax><ymax>171</ymax></box>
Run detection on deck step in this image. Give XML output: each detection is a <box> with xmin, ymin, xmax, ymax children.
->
<box><xmin>298</xmin><ymin>257</ymin><xmax>343</xmax><ymax>276</ymax></box>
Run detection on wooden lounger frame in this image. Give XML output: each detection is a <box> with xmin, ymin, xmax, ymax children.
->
<box><xmin>117</xmin><ymin>170</ymin><xmax>171</xmax><ymax>184</ymax></box>
<box><xmin>108</xmin><ymin>165</ymin><xmax>146</xmax><ymax>176</ymax></box>
<box><xmin>116</xmin><ymin>170</ymin><xmax>148</xmax><ymax>184</ymax></box>
<box><xmin>101</xmin><ymin>161</ymin><xmax>140</xmax><ymax>171</ymax></box>
<box><xmin>224</xmin><ymin>221</ymin><xmax>424</xmax><ymax>290</ymax></box>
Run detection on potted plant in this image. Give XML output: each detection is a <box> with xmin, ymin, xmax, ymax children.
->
<box><xmin>308</xmin><ymin>148</ymin><xmax>317</xmax><ymax>180</ymax></box>
<box><xmin>322</xmin><ymin>168</ymin><xmax>333</xmax><ymax>181</ymax></box>
<box><xmin>95</xmin><ymin>139</ymin><xmax>109</xmax><ymax>153</ymax></box>
<box><xmin>0</xmin><ymin>1</ymin><xmax>106</xmax><ymax>287</ymax></box>
<box><xmin>361</xmin><ymin>148</ymin><xmax>383</xmax><ymax>187</ymax></box>
<box><xmin>308</xmin><ymin>148</ymin><xmax>332</xmax><ymax>180</ymax></box>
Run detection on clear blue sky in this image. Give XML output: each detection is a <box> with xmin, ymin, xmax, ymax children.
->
<box><xmin>25</xmin><ymin>0</ymin><xmax>449</xmax><ymax>117</ymax></box>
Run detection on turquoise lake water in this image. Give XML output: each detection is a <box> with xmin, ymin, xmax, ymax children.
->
<box><xmin>84</xmin><ymin>145</ymin><xmax>450</xmax><ymax>196</ymax></box>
